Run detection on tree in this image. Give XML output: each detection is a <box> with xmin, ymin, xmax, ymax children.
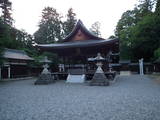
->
<box><xmin>138</xmin><ymin>0</ymin><xmax>154</xmax><ymax>12</ymax></box>
<box><xmin>154</xmin><ymin>48</ymin><xmax>160</xmax><ymax>59</ymax></box>
<box><xmin>0</xmin><ymin>7</ymin><xmax>36</xmax><ymax>66</ymax></box>
<box><xmin>90</xmin><ymin>21</ymin><xmax>101</xmax><ymax>37</ymax></box>
<box><xmin>153</xmin><ymin>0</ymin><xmax>160</xmax><ymax>60</ymax></box>
<box><xmin>0</xmin><ymin>47</ymin><xmax>4</xmax><ymax>66</ymax></box>
<box><xmin>14</xmin><ymin>29</ymin><xmax>34</xmax><ymax>49</ymax></box>
<box><xmin>34</xmin><ymin>7</ymin><xmax>63</xmax><ymax>44</ymax></box>
<box><xmin>155</xmin><ymin>0</ymin><xmax>160</xmax><ymax>15</ymax></box>
<box><xmin>115</xmin><ymin>0</ymin><xmax>154</xmax><ymax>36</ymax></box>
<box><xmin>115</xmin><ymin>0</ymin><xmax>155</xmax><ymax>60</ymax></box>
<box><xmin>134</xmin><ymin>0</ymin><xmax>154</xmax><ymax>22</ymax></box>
<box><xmin>0</xmin><ymin>16</ymin><xmax>34</xmax><ymax>49</ymax></box>
<box><xmin>0</xmin><ymin>0</ymin><xmax>13</xmax><ymax>25</ymax></box>
<box><xmin>108</xmin><ymin>35</ymin><xmax>116</xmax><ymax>39</ymax></box>
<box><xmin>0</xmin><ymin>17</ymin><xmax>14</xmax><ymax>48</ymax></box>
<box><xmin>63</xmin><ymin>8</ymin><xmax>77</xmax><ymax>38</ymax></box>
<box><xmin>129</xmin><ymin>0</ymin><xmax>160</xmax><ymax>61</ymax></box>
<box><xmin>115</xmin><ymin>10</ymin><xmax>138</xmax><ymax>59</ymax></box>
<box><xmin>115</xmin><ymin>10</ymin><xmax>136</xmax><ymax>36</ymax></box>
<box><xmin>131</xmin><ymin>14</ymin><xmax>160</xmax><ymax>60</ymax></box>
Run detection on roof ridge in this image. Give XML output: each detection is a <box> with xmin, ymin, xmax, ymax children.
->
<box><xmin>5</xmin><ymin>48</ymin><xmax>26</xmax><ymax>54</ymax></box>
<box><xmin>62</xmin><ymin>19</ymin><xmax>104</xmax><ymax>42</ymax></box>
<box><xmin>3</xmin><ymin>48</ymin><xmax>34</xmax><ymax>60</ymax></box>
<box><xmin>63</xmin><ymin>19</ymin><xmax>82</xmax><ymax>41</ymax></box>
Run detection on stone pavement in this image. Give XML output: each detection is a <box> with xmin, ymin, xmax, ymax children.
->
<box><xmin>0</xmin><ymin>75</ymin><xmax>160</xmax><ymax>120</ymax></box>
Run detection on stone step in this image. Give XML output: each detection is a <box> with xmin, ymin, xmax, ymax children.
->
<box><xmin>66</xmin><ymin>74</ymin><xmax>85</xmax><ymax>83</ymax></box>
<box><xmin>120</xmin><ymin>71</ymin><xmax>131</xmax><ymax>76</ymax></box>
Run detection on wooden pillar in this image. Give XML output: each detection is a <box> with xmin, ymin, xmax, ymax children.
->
<box><xmin>64</xmin><ymin>56</ymin><xmax>66</xmax><ymax>72</ymax></box>
<box><xmin>8</xmin><ymin>65</ymin><xmax>11</xmax><ymax>78</ymax></box>
<box><xmin>62</xmin><ymin>56</ymin><xmax>64</xmax><ymax>64</ymax></box>
<box><xmin>0</xmin><ymin>67</ymin><xmax>1</xmax><ymax>79</ymax></box>
<box><xmin>154</xmin><ymin>65</ymin><xmax>156</xmax><ymax>72</ymax></box>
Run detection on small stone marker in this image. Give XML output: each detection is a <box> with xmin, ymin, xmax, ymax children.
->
<box><xmin>139</xmin><ymin>58</ymin><xmax>144</xmax><ymax>75</ymax></box>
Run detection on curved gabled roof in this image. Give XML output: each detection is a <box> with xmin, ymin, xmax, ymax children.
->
<box><xmin>63</xmin><ymin>19</ymin><xmax>104</xmax><ymax>42</ymax></box>
<box><xmin>36</xmin><ymin>20</ymin><xmax>119</xmax><ymax>50</ymax></box>
<box><xmin>37</xmin><ymin>38</ymin><xmax>118</xmax><ymax>50</ymax></box>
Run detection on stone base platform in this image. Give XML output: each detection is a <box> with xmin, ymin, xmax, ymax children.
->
<box><xmin>90</xmin><ymin>81</ymin><xmax>109</xmax><ymax>86</ymax></box>
<box><xmin>90</xmin><ymin>73</ymin><xmax>109</xmax><ymax>86</ymax></box>
<box><xmin>34</xmin><ymin>74</ymin><xmax>55</xmax><ymax>85</ymax></box>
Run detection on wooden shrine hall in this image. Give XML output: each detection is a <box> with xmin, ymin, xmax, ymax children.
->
<box><xmin>0</xmin><ymin>48</ymin><xmax>34</xmax><ymax>79</ymax></box>
<box><xmin>37</xmin><ymin>20</ymin><xmax>119</xmax><ymax>75</ymax></box>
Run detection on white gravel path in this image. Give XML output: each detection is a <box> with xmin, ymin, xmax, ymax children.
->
<box><xmin>0</xmin><ymin>75</ymin><xmax>160</xmax><ymax>120</ymax></box>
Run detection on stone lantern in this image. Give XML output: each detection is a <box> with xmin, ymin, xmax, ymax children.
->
<box><xmin>88</xmin><ymin>53</ymin><xmax>109</xmax><ymax>86</ymax></box>
<box><xmin>35</xmin><ymin>56</ymin><xmax>55</xmax><ymax>85</ymax></box>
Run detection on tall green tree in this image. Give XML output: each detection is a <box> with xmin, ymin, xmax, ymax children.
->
<box><xmin>0</xmin><ymin>0</ymin><xmax>13</xmax><ymax>25</ymax></box>
<box><xmin>0</xmin><ymin>17</ymin><xmax>34</xmax><ymax>49</ymax></box>
<box><xmin>154</xmin><ymin>0</ymin><xmax>160</xmax><ymax>60</ymax></box>
<box><xmin>155</xmin><ymin>0</ymin><xmax>160</xmax><ymax>14</ymax></box>
<box><xmin>130</xmin><ymin>0</ymin><xmax>160</xmax><ymax>61</ymax></box>
<box><xmin>115</xmin><ymin>10</ymin><xmax>138</xmax><ymax>59</ymax></box>
<box><xmin>115</xmin><ymin>0</ymin><xmax>155</xmax><ymax>60</ymax></box>
<box><xmin>15</xmin><ymin>29</ymin><xmax>34</xmax><ymax>49</ymax></box>
<box><xmin>0</xmin><ymin>47</ymin><xmax>4</xmax><ymax>66</ymax></box>
<box><xmin>115</xmin><ymin>10</ymin><xmax>136</xmax><ymax>36</ymax></box>
<box><xmin>138</xmin><ymin>0</ymin><xmax>154</xmax><ymax>12</ymax></box>
<box><xmin>131</xmin><ymin>14</ymin><xmax>160</xmax><ymax>60</ymax></box>
<box><xmin>116</xmin><ymin>0</ymin><xmax>154</xmax><ymax>36</ymax></box>
<box><xmin>90</xmin><ymin>21</ymin><xmax>101</xmax><ymax>37</ymax></box>
<box><xmin>0</xmin><ymin>18</ymin><xmax>13</xmax><ymax>48</ymax></box>
<box><xmin>108</xmin><ymin>35</ymin><xmax>116</xmax><ymax>39</ymax></box>
<box><xmin>63</xmin><ymin>8</ymin><xmax>77</xmax><ymax>37</ymax></box>
<box><xmin>34</xmin><ymin>7</ymin><xmax>63</xmax><ymax>44</ymax></box>
<box><xmin>154</xmin><ymin>48</ymin><xmax>160</xmax><ymax>59</ymax></box>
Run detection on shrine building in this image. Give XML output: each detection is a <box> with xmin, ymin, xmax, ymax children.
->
<box><xmin>37</xmin><ymin>20</ymin><xmax>119</xmax><ymax>72</ymax></box>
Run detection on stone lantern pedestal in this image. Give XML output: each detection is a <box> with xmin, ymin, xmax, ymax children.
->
<box><xmin>35</xmin><ymin>57</ymin><xmax>55</xmax><ymax>85</ymax></box>
<box><xmin>89</xmin><ymin>53</ymin><xmax>109</xmax><ymax>86</ymax></box>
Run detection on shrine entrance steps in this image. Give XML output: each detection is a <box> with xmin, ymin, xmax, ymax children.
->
<box><xmin>66</xmin><ymin>74</ymin><xmax>85</xmax><ymax>83</ymax></box>
<box><xmin>120</xmin><ymin>71</ymin><xmax>131</xmax><ymax>76</ymax></box>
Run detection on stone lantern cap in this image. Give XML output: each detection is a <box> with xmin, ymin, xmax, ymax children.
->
<box><xmin>40</xmin><ymin>56</ymin><xmax>51</xmax><ymax>64</ymax></box>
<box><xmin>95</xmin><ymin>53</ymin><xmax>105</xmax><ymax>61</ymax></box>
<box><xmin>88</xmin><ymin>53</ymin><xmax>105</xmax><ymax>62</ymax></box>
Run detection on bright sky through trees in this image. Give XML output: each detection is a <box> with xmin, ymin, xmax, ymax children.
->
<box><xmin>10</xmin><ymin>0</ymin><xmax>139</xmax><ymax>38</ymax></box>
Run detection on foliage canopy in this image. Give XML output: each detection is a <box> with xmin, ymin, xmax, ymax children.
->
<box><xmin>115</xmin><ymin>0</ymin><xmax>160</xmax><ymax>61</ymax></box>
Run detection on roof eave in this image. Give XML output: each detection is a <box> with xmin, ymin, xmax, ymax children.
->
<box><xmin>37</xmin><ymin>38</ymin><xmax>119</xmax><ymax>50</ymax></box>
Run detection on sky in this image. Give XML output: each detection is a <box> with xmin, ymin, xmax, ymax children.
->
<box><xmin>10</xmin><ymin>0</ymin><xmax>139</xmax><ymax>39</ymax></box>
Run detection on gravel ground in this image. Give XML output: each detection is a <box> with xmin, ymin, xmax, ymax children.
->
<box><xmin>0</xmin><ymin>75</ymin><xmax>160</xmax><ymax>120</ymax></box>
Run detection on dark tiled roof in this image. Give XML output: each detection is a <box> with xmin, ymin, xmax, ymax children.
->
<box><xmin>63</xmin><ymin>19</ymin><xmax>104</xmax><ymax>42</ymax></box>
<box><xmin>37</xmin><ymin>20</ymin><xmax>119</xmax><ymax>50</ymax></box>
<box><xmin>37</xmin><ymin>38</ymin><xmax>119</xmax><ymax>50</ymax></box>
<box><xmin>3</xmin><ymin>48</ymin><xmax>34</xmax><ymax>61</ymax></box>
